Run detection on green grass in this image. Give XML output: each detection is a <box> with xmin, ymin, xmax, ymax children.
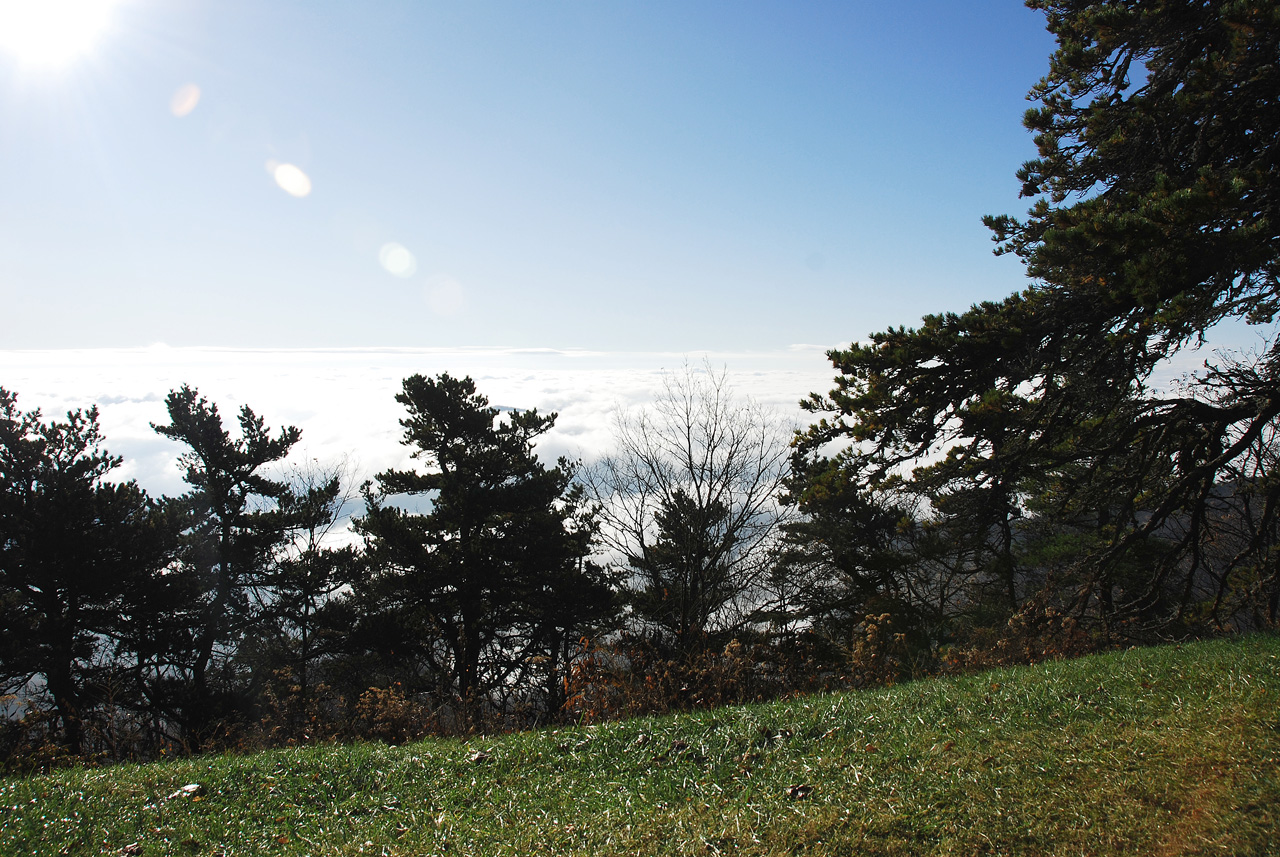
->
<box><xmin>3</xmin><ymin>635</ymin><xmax>1278</xmax><ymax>856</ymax></box>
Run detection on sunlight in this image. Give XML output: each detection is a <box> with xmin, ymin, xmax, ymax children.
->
<box><xmin>0</xmin><ymin>0</ymin><xmax>119</xmax><ymax>69</ymax></box>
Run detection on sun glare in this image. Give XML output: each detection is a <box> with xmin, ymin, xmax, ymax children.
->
<box><xmin>0</xmin><ymin>0</ymin><xmax>118</xmax><ymax>69</ymax></box>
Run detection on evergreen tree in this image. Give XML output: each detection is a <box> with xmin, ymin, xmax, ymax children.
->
<box><xmin>254</xmin><ymin>462</ymin><xmax>359</xmax><ymax>734</ymax></box>
<box><xmin>0</xmin><ymin>389</ymin><xmax>169</xmax><ymax>753</ymax></box>
<box><xmin>627</xmin><ymin>490</ymin><xmax>737</xmax><ymax>649</ymax></box>
<box><xmin>797</xmin><ymin>0</ymin><xmax>1280</xmax><ymax>637</ymax></box>
<box><xmin>353</xmin><ymin>374</ymin><xmax>614</xmax><ymax>716</ymax></box>
<box><xmin>771</xmin><ymin>453</ymin><xmax>914</xmax><ymax>641</ymax></box>
<box><xmin>144</xmin><ymin>385</ymin><xmax>301</xmax><ymax>745</ymax></box>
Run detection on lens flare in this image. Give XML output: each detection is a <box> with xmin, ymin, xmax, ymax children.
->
<box><xmin>170</xmin><ymin>83</ymin><xmax>201</xmax><ymax>117</ymax></box>
<box><xmin>268</xmin><ymin>161</ymin><xmax>312</xmax><ymax>198</ymax></box>
<box><xmin>378</xmin><ymin>243</ymin><xmax>417</xmax><ymax>278</ymax></box>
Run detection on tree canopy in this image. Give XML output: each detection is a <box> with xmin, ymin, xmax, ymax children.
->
<box><xmin>0</xmin><ymin>390</ymin><xmax>168</xmax><ymax>753</ymax></box>
<box><xmin>145</xmin><ymin>385</ymin><xmax>302</xmax><ymax>746</ymax></box>
<box><xmin>795</xmin><ymin>0</ymin><xmax>1280</xmax><ymax>636</ymax></box>
<box><xmin>353</xmin><ymin>373</ymin><xmax>613</xmax><ymax>713</ymax></box>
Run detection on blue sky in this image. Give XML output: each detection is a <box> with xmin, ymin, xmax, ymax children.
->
<box><xmin>0</xmin><ymin>0</ymin><xmax>1057</xmax><ymax>351</ymax></box>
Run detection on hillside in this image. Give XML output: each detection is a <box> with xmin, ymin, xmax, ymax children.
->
<box><xmin>2</xmin><ymin>635</ymin><xmax>1277</xmax><ymax>856</ymax></box>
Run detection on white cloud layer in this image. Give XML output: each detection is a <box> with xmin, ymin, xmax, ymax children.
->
<box><xmin>0</xmin><ymin>347</ymin><xmax>839</xmax><ymax>498</ymax></box>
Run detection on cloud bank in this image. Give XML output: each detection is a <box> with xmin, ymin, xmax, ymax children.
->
<box><xmin>0</xmin><ymin>346</ymin><xmax>840</xmax><ymax>498</ymax></box>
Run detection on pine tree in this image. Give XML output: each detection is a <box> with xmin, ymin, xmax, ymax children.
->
<box><xmin>798</xmin><ymin>1</ymin><xmax>1280</xmax><ymax>636</ymax></box>
<box><xmin>144</xmin><ymin>385</ymin><xmax>301</xmax><ymax>746</ymax></box>
<box><xmin>353</xmin><ymin>374</ymin><xmax>614</xmax><ymax>716</ymax></box>
<box><xmin>0</xmin><ymin>389</ymin><xmax>169</xmax><ymax>753</ymax></box>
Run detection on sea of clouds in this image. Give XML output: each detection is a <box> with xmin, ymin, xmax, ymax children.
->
<box><xmin>0</xmin><ymin>346</ymin><xmax>841</xmax><ymax>499</ymax></box>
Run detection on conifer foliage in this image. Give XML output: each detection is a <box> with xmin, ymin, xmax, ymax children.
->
<box><xmin>0</xmin><ymin>390</ymin><xmax>168</xmax><ymax>754</ymax></box>
<box><xmin>144</xmin><ymin>385</ymin><xmax>303</xmax><ymax>748</ymax></box>
<box><xmin>792</xmin><ymin>0</ymin><xmax>1280</xmax><ymax>637</ymax></box>
<box><xmin>352</xmin><ymin>373</ymin><xmax>614</xmax><ymax>716</ymax></box>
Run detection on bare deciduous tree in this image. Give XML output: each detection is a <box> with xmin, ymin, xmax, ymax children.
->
<box><xmin>583</xmin><ymin>362</ymin><xmax>793</xmax><ymax>650</ymax></box>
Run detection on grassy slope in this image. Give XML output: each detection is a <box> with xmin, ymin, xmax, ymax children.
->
<box><xmin>2</xmin><ymin>635</ymin><xmax>1277</xmax><ymax>856</ymax></box>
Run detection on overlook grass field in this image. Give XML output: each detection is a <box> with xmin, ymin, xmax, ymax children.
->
<box><xmin>3</xmin><ymin>635</ymin><xmax>1277</xmax><ymax>856</ymax></box>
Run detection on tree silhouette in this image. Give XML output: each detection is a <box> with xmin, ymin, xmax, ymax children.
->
<box><xmin>0</xmin><ymin>389</ymin><xmax>169</xmax><ymax>752</ymax></box>
<box><xmin>146</xmin><ymin>385</ymin><xmax>301</xmax><ymax>747</ymax></box>
<box><xmin>354</xmin><ymin>374</ymin><xmax>613</xmax><ymax>716</ymax></box>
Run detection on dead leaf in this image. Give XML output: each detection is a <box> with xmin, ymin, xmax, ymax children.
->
<box><xmin>166</xmin><ymin>783</ymin><xmax>205</xmax><ymax>800</ymax></box>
